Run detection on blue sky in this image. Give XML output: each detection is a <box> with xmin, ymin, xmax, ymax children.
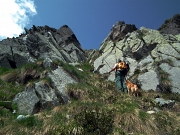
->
<box><xmin>0</xmin><ymin>0</ymin><xmax>180</xmax><ymax>50</ymax></box>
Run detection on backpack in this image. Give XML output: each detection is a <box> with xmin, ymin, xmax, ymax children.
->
<box><xmin>117</xmin><ymin>61</ymin><xmax>130</xmax><ymax>75</ymax></box>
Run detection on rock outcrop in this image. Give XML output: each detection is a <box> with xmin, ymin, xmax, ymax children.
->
<box><xmin>0</xmin><ymin>25</ymin><xmax>86</xmax><ymax>69</ymax></box>
<box><xmin>12</xmin><ymin>65</ymin><xmax>77</xmax><ymax>114</ymax></box>
<box><xmin>93</xmin><ymin>20</ymin><xmax>180</xmax><ymax>94</ymax></box>
<box><xmin>99</xmin><ymin>21</ymin><xmax>137</xmax><ymax>51</ymax></box>
<box><xmin>13</xmin><ymin>59</ymin><xmax>77</xmax><ymax>114</ymax></box>
<box><xmin>0</xmin><ymin>25</ymin><xmax>84</xmax><ymax>114</ymax></box>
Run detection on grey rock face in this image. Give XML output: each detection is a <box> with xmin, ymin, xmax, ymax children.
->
<box><xmin>43</xmin><ymin>58</ymin><xmax>53</xmax><ymax>68</ymax></box>
<box><xmin>109</xmin><ymin>21</ymin><xmax>137</xmax><ymax>43</ymax></box>
<box><xmin>99</xmin><ymin>21</ymin><xmax>137</xmax><ymax>52</ymax></box>
<box><xmin>93</xmin><ymin>20</ymin><xmax>180</xmax><ymax>94</ymax></box>
<box><xmin>34</xmin><ymin>81</ymin><xmax>59</xmax><ymax>108</ymax></box>
<box><xmin>138</xmin><ymin>70</ymin><xmax>160</xmax><ymax>91</ymax></box>
<box><xmin>13</xmin><ymin>86</ymin><xmax>40</xmax><ymax>115</ymax></box>
<box><xmin>160</xmin><ymin>63</ymin><xmax>180</xmax><ymax>93</ymax></box>
<box><xmin>0</xmin><ymin>25</ymin><xmax>86</xmax><ymax>68</ymax></box>
<box><xmin>47</xmin><ymin>66</ymin><xmax>77</xmax><ymax>104</ymax></box>
<box><xmin>13</xmin><ymin>66</ymin><xmax>77</xmax><ymax>114</ymax></box>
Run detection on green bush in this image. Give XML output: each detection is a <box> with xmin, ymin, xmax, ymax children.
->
<box><xmin>74</xmin><ymin>107</ymin><xmax>114</xmax><ymax>135</ymax></box>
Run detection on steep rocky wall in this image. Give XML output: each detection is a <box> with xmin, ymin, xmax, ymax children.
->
<box><xmin>93</xmin><ymin>21</ymin><xmax>180</xmax><ymax>94</ymax></box>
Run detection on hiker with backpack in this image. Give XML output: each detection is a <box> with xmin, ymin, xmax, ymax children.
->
<box><xmin>109</xmin><ymin>59</ymin><xmax>129</xmax><ymax>93</ymax></box>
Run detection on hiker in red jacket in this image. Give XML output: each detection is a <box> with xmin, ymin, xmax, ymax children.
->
<box><xmin>109</xmin><ymin>59</ymin><xmax>128</xmax><ymax>93</ymax></box>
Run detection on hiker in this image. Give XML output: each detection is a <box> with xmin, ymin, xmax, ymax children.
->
<box><xmin>109</xmin><ymin>59</ymin><xmax>129</xmax><ymax>93</ymax></box>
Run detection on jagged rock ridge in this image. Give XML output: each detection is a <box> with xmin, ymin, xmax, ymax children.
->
<box><xmin>158</xmin><ymin>14</ymin><xmax>180</xmax><ymax>35</ymax></box>
<box><xmin>0</xmin><ymin>25</ymin><xmax>86</xmax><ymax>69</ymax></box>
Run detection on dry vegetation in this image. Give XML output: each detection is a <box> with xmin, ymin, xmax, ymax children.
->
<box><xmin>0</xmin><ymin>61</ymin><xmax>180</xmax><ymax>135</ymax></box>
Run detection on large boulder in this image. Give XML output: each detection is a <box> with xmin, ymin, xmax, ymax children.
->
<box><xmin>47</xmin><ymin>66</ymin><xmax>77</xmax><ymax>104</ymax></box>
<box><xmin>13</xmin><ymin>80</ymin><xmax>60</xmax><ymax>115</ymax></box>
<box><xmin>34</xmin><ymin>81</ymin><xmax>60</xmax><ymax>108</ymax></box>
<box><xmin>13</xmin><ymin>86</ymin><xmax>40</xmax><ymax>114</ymax></box>
<box><xmin>12</xmin><ymin>66</ymin><xmax>77</xmax><ymax>115</ymax></box>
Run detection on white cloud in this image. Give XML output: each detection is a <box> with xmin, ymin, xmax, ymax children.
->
<box><xmin>0</xmin><ymin>0</ymin><xmax>37</xmax><ymax>40</ymax></box>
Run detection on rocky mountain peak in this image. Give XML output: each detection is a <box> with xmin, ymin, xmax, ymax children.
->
<box><xmin>98</xmin><ymin>21</ymin><xmax>137</xmax><ymax>53</ymax></box>
<box><xmin>109</xmin><ymin>21</ymin><xmax>137</xmax><ymax>43</ymax></box>
<box><xmin>0</xmin><ymin>25</ymin><xmax>86</xmax><ymax>69</ymax></box>
<box><xmin>158</xmin><ymin>14</ymin><xmax>180</xmax><ymax>35</ymax></box>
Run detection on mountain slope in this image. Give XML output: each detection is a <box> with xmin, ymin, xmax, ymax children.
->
<box><xmin>0</xmin><ymin>15</ymin><xmax>180</xmax><ymax>135</ymax></box>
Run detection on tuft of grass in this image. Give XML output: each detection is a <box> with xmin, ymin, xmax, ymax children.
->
<box><xmin>74</xmin><ymin>106</ymin><xmax>114</xmax><ymax>135</ymax></box>
<box><xmin>20</xmin><ymin>60</ymin><xmax>44</xmax><ymax>72</ymax></box>
<box><xmin>53</xmin><ymin>60</ymin><xmax>88</xmax><ymax>82</ymax></box>
<box><xmin>0</xmin><ymin>80</ymin><xmax>25</xmax><ymax>101</ymax></box>
<box><xmin>134</xmin><ymin>68</ymin><xmax>141</xmax><ymax>75</ymax></box>
<box><xmin>76</xmin><ymin>62</ymin><xmax>93</xmax><ymax>71</ymax></box>
<box><xmin>120</xmin><ymin>101</ymin><xmax>139</xmax><ymax>114</ymax></box>
<box><xmin>162</xmin><ymin>92</ymin><xmax>180</xmax><ymax>103</ymax></box>
<box><xmin>155</xmin><ymin>112</ymin><xmax>176</xmax><ymax>132</ymax></box>
<box><xmin>17</xmin><ymin>116</ymin><xmax>43</xmax><ymax>129</ymax></box>
<box><xmin>157</xmin><ymin>67</ymin><xmax>171</xmax><ymax>93</ymax></box>
<box><xmin>138</xmin><ymin>110</ymin><xmax>150</xmax><ymax>122</ymax></box>
<box><xmin>0</xmin><ymin>67</ymin><xmax>14</xmax><ymax>75</ymax></box>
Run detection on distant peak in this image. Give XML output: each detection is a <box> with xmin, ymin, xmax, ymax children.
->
<box><xmin>158</xmin><ymin>14</ymin><xmax>180</xmax><ymax>35</ymax></box>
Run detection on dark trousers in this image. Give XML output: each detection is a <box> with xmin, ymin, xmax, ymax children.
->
<box><xmin>115</xmin><ymin>71</ymin><xmax>127</xmax><ymax>93</ymax></box>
